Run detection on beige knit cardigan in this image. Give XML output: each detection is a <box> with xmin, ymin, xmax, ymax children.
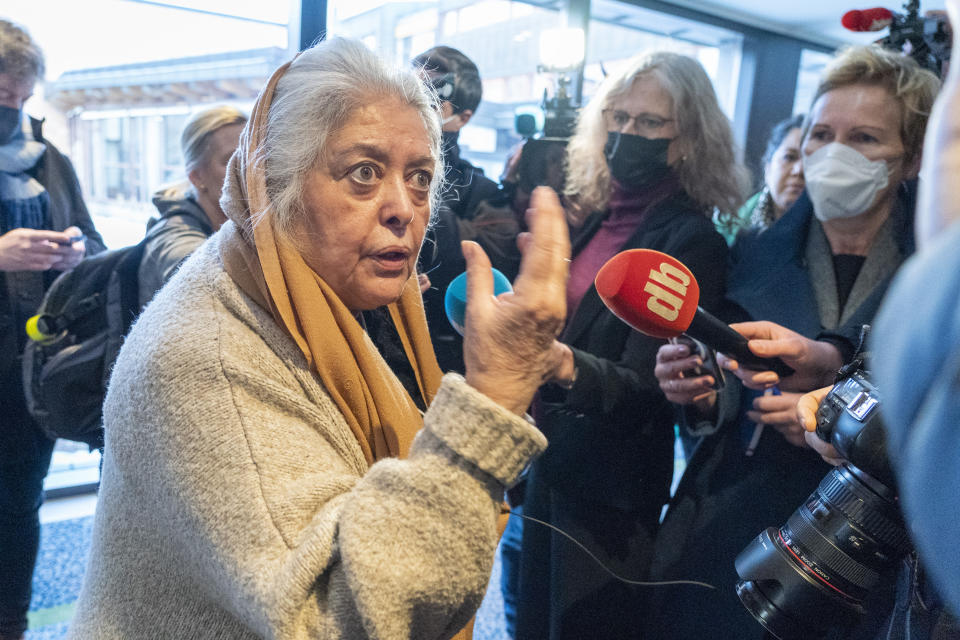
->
<box><xmin>68</xmin><ymin>230</ymin><xmax>547</xmax><ymax>639</ymax></box>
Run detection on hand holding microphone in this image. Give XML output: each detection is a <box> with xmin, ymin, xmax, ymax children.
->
<box><xmin>594</xmin><ymin>249</ymin><xmax>794</xmax><ymax>378</ymax></box>
<box><xmin>721</xmin><ymin>321</ymin><xmax>844</xmax><ymax>392</ymax></box>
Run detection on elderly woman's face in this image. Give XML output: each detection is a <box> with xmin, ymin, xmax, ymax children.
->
<box><xmin>803</xmin><ymin>84</ymin><xmax>914</xmax><ymax>182</ymax></box>
<box><xmin>298</xmin><ymin>99</ymin><xmax>434</xmax><ymax>311</ymax></box>
<box><xmin>606</xmin><ymin>74</ymin><xmax>681</xmax><ymax>165</ymax></box>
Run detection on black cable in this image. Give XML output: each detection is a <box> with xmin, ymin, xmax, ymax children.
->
<box><xmin>504</xmin><ymin>509</ymin><xmax>716</xmax><ymax>590</ymax></box>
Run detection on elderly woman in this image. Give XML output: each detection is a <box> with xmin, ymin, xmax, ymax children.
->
<box><xmin>508</xmin><ymin>51</ymin><xmax>747</xmax><ymax>640</ymax></box>
<box><xmin>648</xmin><ymin>45</ymin><xmax>940</xmax><ymax>639</ymax></box>
<box><xmin>137</xmin><ymin>105</ymin><xmax>247</xmax><ymax>306</ymax></box>
<box><xmin>68</xmin><ymin>38</ymin><xmax>570</xmax><ymax>639</ymax></box>
<box><xmin>725</xmin><ymin>113</ymin><xmax>806</xmax><ymax>243</ymax></box>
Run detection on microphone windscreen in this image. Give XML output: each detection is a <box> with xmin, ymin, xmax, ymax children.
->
<box><xmin>841</xmin><ymin>9</ymin><xmax>865</xmax><ymax>30</ymax></box>
<box><xmin>594</xmin><ymin>249</ymin><xmax>700</xmax><ymax>339</ymax></box>
<box><xmin>444</xmin><ymin>267</ymin><xmax>513</xmax><ymax>336</ymax></box>
<box><xmin>842</xmin><ymin>7</ymin><xmax>894</xmax><ymax>31</ymax></box>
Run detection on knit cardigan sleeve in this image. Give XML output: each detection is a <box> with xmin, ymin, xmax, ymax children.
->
<box><xmin>69</xmin><ymin>241</ymin><xmax>547</xmax><ymax>640</ymax></box>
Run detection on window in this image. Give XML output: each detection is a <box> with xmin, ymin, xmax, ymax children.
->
<box><xmin>794</xmin><ymin>48</ymin><xmax>834</xmax><ymax>116</ymax></box>
<box><xmin>587</xmin><ymin>1</ymin><xmax>744</xmax><ymax>119</ymax></box>
<box><xmin>328</xmin><ymin>0</ymin><xmax>745</xmax><ymax>178</ymax></box>
<box><xmin>327</xmin><ymin>0</ymin><xmax>564</xmax><ymax>179</ymax></box>
<box><xmin>7</xmin><ymin>0</ymin><xmax>292</xmax><ymax>246</ymax></box>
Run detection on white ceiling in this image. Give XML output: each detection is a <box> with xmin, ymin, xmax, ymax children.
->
<box><xmin>659</xmin><ymin>0</ymin><xmax>947</xmax><ymax>47</ymax></box>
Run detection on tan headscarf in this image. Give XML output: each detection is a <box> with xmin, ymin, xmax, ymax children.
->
<box><xmin>218</xmin><ymin>59</ymin><xmax>443</xmax><ymax>466</ymax></box>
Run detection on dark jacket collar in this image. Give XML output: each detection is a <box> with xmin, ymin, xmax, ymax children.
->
<box><xmin>726</xmin><ymin>182</ymin><xmax>917</xmax><ymax>337</ymax></box>
<box><xmin>29</xmin><ymin>115</ymin><xmax>45</xmax><ymax>143</ymax></box>
<box><xmin>571</xmin><ymin>186</ymin><xmax>699</xmax><ymax>256</ymax></box>
<box><xmin>731</xmin><ymin>183</ymin><xmax>916</xmax><ymax>273</ymax></box>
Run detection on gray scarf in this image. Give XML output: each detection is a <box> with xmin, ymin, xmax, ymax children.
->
<box><xmin>0</xmin><ymin>112</ymin><xmax>48</xmax><ymax>233</ymax></box>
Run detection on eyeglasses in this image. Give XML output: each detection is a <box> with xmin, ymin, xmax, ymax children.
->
<box><xmin>602</xmin><ymin>109</ymin><xmax>674</xmax><ymax>135</ymax></box>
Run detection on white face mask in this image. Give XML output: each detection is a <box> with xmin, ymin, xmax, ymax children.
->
<box><xmin>803</xmin><ymin>142</ymin><xmax>892</xmax><ymax>222</ymax></box>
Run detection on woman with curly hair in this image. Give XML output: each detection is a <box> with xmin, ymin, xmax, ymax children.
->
<box><xmin>508</xmin><ymin>50</ymin><xmax>748</xmax><ymax>640</ymax></box>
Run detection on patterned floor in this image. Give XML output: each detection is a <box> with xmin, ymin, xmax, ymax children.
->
<box><xmin>26</xmin><ymin>516</ymin><xmax>94</xmax><ymax>639</ymax></box>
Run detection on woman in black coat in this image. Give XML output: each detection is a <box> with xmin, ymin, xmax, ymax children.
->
<box><xmin>508</xmin><ymin>51</ymin><xmax>748</xmax><ymax>640</ymax></box>
<box><xmin>647</xmin><ymin>45</ymin><xmax>940</xmax><ymax>640</ymax></box>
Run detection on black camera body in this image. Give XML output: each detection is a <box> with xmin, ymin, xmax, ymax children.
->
<box><xmin>514</xmin><ymin>77</ymin><xmax>579</xmax><ymax>194</ymax></box>
<box><xmin>815</xmin><ymin>370</ymin><xmax>897</xmax><ymax>486</ymax></box>
<box><xmin>884</xmin><ymin>0</ymin><xmax>952</xmax><ymax>75</ymax></box>
<box><xmin>735</xmin><ymin>364</ymin><xmax>911</xmax><ymax>639</ymax></box>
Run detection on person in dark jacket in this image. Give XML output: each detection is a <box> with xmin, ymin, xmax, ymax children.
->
<box><xmin>508</xmin><ymin>51</ymin><xmax>748</xmax><ymax>640</ymax></box>
<box><xmin>412</xmin><ymin>46</ymin><xmax>514</xmax><ymax>373</ymax></box>
<box><xmin>648</xmin><ymin>45</ymin><xmax>940</xmax><ymax>640</ymax></box>
<box><xmin>137</xmin><ymin>105</ymin><xmax>246</xmax><ymax>307</ymax></box>
<box><xmin>412</xmin><ymin>45</ymin><xmax>499</xmax><ymax>221</ymax></box>
<box><xmin>0</xmin><ymin>20</ymin><xmax>105</xmax><ymax>640</ymax></box>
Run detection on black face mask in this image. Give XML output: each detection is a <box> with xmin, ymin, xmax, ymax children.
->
<box><xmin>0</xmin><ymin>105</ymin><xmax>23</xmax><ymax>145</ymax></box>
<box><xmin>604</xmin><ymin>132</ymin><xmax>671</xmax><ymax>189</ymax></box>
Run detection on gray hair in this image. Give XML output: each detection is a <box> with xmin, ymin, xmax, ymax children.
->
<box><xmin>565</xmin><ymin>51</ymin><xmax>748</xmax><ymax>224</ymax></box>
<box><xmin>261</xmin><ymin>37</ymin><xmax>444</xmax><ymax>238</ymax></box>
<box><xmin>181</xmin><ymin>105</ymin><xmax>248</xmax><ymax>173</ymax></box>
<box><xmin>0</xmin><ymin>19</ymin><xmax>45</xmax><ymax>81</ymax></box>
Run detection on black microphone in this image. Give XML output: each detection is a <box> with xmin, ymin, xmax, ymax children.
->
<box><xmin>594</xmin><ymin>248</ymin><xmax>794</xmax><ymax>377</ymax></box>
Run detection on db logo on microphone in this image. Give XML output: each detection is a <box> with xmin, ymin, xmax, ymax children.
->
<box><xmin>643</xmin><ymin>262</ymin><xmax>691</xmax><ymax>322</ymax></box>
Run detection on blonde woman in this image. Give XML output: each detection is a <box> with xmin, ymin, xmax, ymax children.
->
<box><xmin>137</xmin><ymin>105</ymin><xmax>247</xmax><ymax>306</ymax></box>
<box><xmin>649</xmin><ymin>45</ymin><xmax>940</xmax><ymax>639</ymax></box>
<box><xmin>509</xmin><ymin>51</ymin><xmax>747</xmax><ymax>640</ymax></box>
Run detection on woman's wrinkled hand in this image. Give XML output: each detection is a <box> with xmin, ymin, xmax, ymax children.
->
<box><xmin>797</xmin><ymin>386</ymin><xmax>845</xmax><ymax>465</ymax></box>
<box><xmin>746</xmin><ymin>391</ymin><xmax>807</xmax><ymax>448</ymax></box>
<box><xmin>462</xmin><ymin>187</ymin><xmax>570</xmax><ymax>415</ymax></box>
<box><xmin>654</xmin><ymin>342</ymin><xmax>717</xmax><ymax>408</ymax></box>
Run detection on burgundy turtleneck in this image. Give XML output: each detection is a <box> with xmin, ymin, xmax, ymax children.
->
<box><xmin>565</xmin><ymin>174</ymin><xmax>680</xmax><ymax>321</ymax></box>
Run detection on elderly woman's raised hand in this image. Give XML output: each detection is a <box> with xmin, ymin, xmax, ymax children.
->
<box><xmin>462</xmin><ymin>187</ymin><xmax>570</xmax><ymax>415</ymax></box>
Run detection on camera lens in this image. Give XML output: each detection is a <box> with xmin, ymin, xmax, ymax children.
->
<box><xmin>735</xmin><ymin>464</ymin><xmax>911</xmax><ymax>639</ymax></box>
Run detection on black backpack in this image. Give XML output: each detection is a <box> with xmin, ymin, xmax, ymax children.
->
<box><xmin>22</xmin><ymin>240</ymin><xmax>147</xmax><ymax>448</ymax></box>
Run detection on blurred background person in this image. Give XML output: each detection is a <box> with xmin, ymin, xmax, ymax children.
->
<box><xmin>648</xmin><ymin>44</ymin><xmax>940</xmax><ymax>640</ymax></box>
<box><xmin>68</xmin><ymin>38</ymin><xmax>570</xmax><ymax>640</ymax></box>
<box><xmin>412</xmin><ymin>45</ymin><xmax>519</xmax><ymax>375</ymax></box>
<box><xmin>724</xmin><ymin>113</ymin><xmax>806</xmax><ymax>244</ymax></box>
<box><xmin>137</xmin><ymin>105</ymin><xmax>246</xmax><ymax>307</ymax></box>
<box><xmin>0</xmin><ymin>19</ymin><xmax>104</xmax><ymax>640</ymax></box>
<box><xmin>413</xmin><ymin>45</ymin><xmax>499</xmax><ymax>221</ymax></box>
<box><xmin>508</xmin><ymin>50</ymin><xmax>746</xmax><ymax>640</ymax></box>
<box><xmin>866</xmin><ymin>3</ymin><xmax>960</xmax><ymax>629</ymax></box>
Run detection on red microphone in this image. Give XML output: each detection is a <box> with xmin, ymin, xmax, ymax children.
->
<box><xmin>595</xmin><ymin>249</ymin><xmax>793</xmax><ymax>376</ymax></box>
<box><xmin>841</xmin><ymin>8</ymin><xmax>895</xmax><ymax>32</ymax></box>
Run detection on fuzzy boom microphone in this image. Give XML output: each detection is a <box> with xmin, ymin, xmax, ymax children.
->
<box><xmin>841</xmin><ymin>7</ymin><xmax>895</xmax><ymax>32</ymax></box>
